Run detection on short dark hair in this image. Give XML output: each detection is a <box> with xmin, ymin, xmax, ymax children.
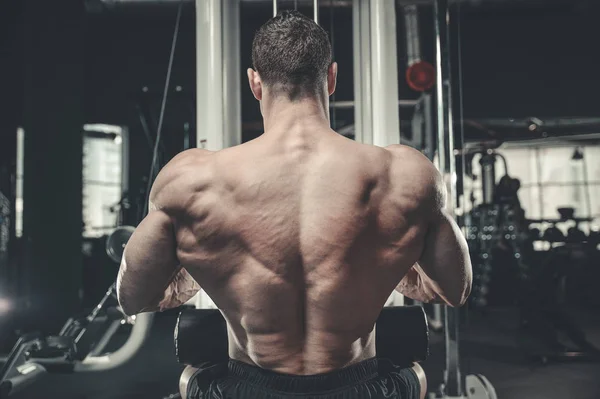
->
<box><xmin>252</xmin><ymin>10</ymin><xmax>332</xmax><ymax>101</ymax></box>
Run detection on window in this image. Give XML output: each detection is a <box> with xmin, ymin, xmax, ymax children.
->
<box><xmin>466</xmin><ymin>143</ymin><xmax>600</xmax><ymax>234</ymax></box>
<box><xmin>82</xmin><ymin>124</ymin><xmax>128</xmax><ymax>238</ymax></box>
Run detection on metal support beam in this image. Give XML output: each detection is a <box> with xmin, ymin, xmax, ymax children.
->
<box><xmin>195</xmin><ymin>0</ymin><xmax>241</xmax><ymax>308</ymax></box>
<box><xmin>434</xmin><ymin>0</ymin><xmax>463</xmax><ymax>397</ymax></box>
<box><xmin>223</xmin><ymin>0</ymin><xmax>242</xmax><ymax>149</ymax></box>
<box><xmin>370</xmin><ymin>0</ymin><xmax>400</xmax><ymax>147</ymax></box>
<box><xmin>352</xmin><ymin>0</ymin><xmax>400</xmax><ymax>147</ymax></box>
<box><xmin>196</xmin><ymin>0</ymin><xmax>241</xmax><ymax>151</ymax></box>
<box><xmin>354</xmin><ymin>0</ymin><xmax>402</xmax><ymax>307</ymax></box>
<box><xmin>352</xmin><ymin>0</ymin><xmax>371</xmax><ymax>144</ymax></box>
<box><xmin>330</xmin><ymin>99</ymin><xmax>419</xmax><ymax>109</ymax></box>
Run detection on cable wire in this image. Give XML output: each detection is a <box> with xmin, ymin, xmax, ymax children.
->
<box><xmin>455</xmin><ymin>0</ymin><xmax>473</xmax><ymax>378</ymax></box>
<box><xmin>143</xmin><ymin>1</ymin><xmax>183</xmax><ymax>216</ymax></box>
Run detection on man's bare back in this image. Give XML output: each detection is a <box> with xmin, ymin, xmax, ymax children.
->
<box><xmin>124</xmin><ymin>127</ymin><xmax>466</xmax><ymax>375</ymax></box>
<box><xmin>116</xmin><ymin>11</ymin><xmax>471</xmax><ymax>398</ymax></box>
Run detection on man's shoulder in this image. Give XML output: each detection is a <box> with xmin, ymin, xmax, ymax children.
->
<box><xmin>385</xmin><ymin>145</ymin><xmax>439</xmax><ymax>181</ymax></box>
<box><xmin>150</xmin><ymin>149</ymin><xmax>215</xmax><ymax>209</ymax></box>
<box><xmin>383</xmin><ymin>144</ymin><xmax>444</xmax><ymax>208</ymax></box>
<box><xmin>385</xmin><ymin>144</ymin><xmax>428</xmax><ymax>163</ymax></box>
<box><xmin>167</xmin><ymin>148</ymin><xmax>214</xmax><ymax>168</ymax></box>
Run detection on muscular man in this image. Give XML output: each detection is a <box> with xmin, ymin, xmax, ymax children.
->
<box><xmin>117</xmin><ymin>11</ymin><xmax>472</xmax><ymax>399</ymax></box>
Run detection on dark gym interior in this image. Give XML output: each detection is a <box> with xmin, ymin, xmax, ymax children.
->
<box><xmin>1</xmin><ymin>0</ymin><xmax>599</xmax><ymax>398</ymax></box>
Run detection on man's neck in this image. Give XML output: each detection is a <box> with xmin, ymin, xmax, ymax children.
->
<box><xmin>262</xmin><ymin>95</ymin><xmax>331</xmax><ymax>134</ymax></box>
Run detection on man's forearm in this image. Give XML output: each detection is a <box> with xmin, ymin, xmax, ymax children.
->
<box><xmin>417</xmin><ymin>211</ymin><xmax>473</xmax><ymax>307</ymax></box>
<box><xmin>149</xmin><ymin>268</ymin><xmax>201</xmax><ymax>312</ymax></box>
<box><xmin>396</xmin><ymin>265</ymin><xmax>454</xmax><ymax>305</ymax></box>
<box><xmin>120</xmin><ymin>265</ymin><xmax>200</xmax><ymax>314</ymax></box>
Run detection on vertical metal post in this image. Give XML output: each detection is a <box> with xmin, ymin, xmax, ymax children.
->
<box><xmin>352</xmin><ymin>0</ymin><xmax>369</xmax><ymax>144</ymax></box>
<box><xmin>434</xmin><ymin>0</ymin><xmax>463</xmax><ymax>397</ymax></box>
<box><xmin>223</xmin><ymin>0</ymin><xmax>242</xmax><ymax>148</ymax></box>
<box><xmin>480</xmin><ymin>153</ymin><xmax>497</xmax><ymax>205</ymax></box>
<box><xmin>196</xmin><ymin>0</ymin><xmax>241</xmax><ymax>151</ymax></box>
<box><xmin>353</xmin><ymin>0</ymin><xmax>400</xmax><ymax>147</ymax></box>
<box><xmin>273</xmin><ymin>0</ymin><xmax>277</xmax><ymax>17</ymax></box>
<box><xmin>196</xmin><ymin>0</ymin><xmax>222</xmax><ymax>150</ymax></box>
<box><xmin>370</xmin><ymin>0</ymin><xmax>400</xmax><ymax>147</ymax></box>
<box><xmin>354</xmin><ymin>0</ymin><xmax>402</xmax><ymax>306</ymax></box>
<box><xmin>195</xmin><ymin>0</ymin><xmax>241</xmax><ymax>307</ymax></box>
<box><xmin>313</xmin><ymin>0</ymin><xmax>319</xmax><ymax>23</ymax></box>
<box><xmin>423</xmin><ymin>94</ymin><xmax>435</xmax><ymax>161</ymax></box>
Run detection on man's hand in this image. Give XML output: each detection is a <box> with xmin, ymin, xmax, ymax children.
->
<box><xmin>396</xmin><ymin>264</ymin><xmax>445</xmax><ymax>304</ymax></box>
<box><xmin>386</xmin><ymin>145</ymin><xmax>473</xmax><ymax>307</ymax></box>
<box><xmin>155</xmin><ymin>268</ymin><xmax>201</xmax><ymax>312</ymax></box>
<box><xmin>116</xmin><ymin>209</ymin><xmax>200</xmax><ymax>316</ymax></box>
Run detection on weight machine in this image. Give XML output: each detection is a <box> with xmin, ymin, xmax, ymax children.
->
<box><xmin>0</xmin><ymin>227</ymin><xmax>152</xmax><ymax>398</ymax></box>
<box><xmin>1</xmin><ymin>1</ymin><xmax>500</xmax><ymax>398</ymax></box>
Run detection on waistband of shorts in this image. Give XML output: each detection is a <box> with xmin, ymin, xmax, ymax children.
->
<box><xmin>227</xmin><ymin>358</ymin><xmax>379</xmax><ymax>393</ymax></box>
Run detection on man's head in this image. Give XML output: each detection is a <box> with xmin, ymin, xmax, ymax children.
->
<box><xmin>248</xmin><ymin>10</ymin><xmax>337</xmax><ymax>103</ymax></box>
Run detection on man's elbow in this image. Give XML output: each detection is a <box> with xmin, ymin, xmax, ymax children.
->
<box><xmin>119</xmin><ymin>302</ymin><xmax>141</xmax><ymax>317</ymax></box>
<box><xmin>117</xmin><ymin>287</ymin><xmax>146</xmax><ymax>316</ymax></box>
<box><xmin>445</xmin><ymin>282</ymin><xmax>472</xmax><ymax>308</ymax></box>
<box><xmin>118</xmin><ymin>295</ymin><xmax>140</xmax><ymax>316</ymax></box>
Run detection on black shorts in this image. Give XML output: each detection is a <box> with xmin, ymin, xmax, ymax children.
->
<box><xmin>186</xmin><ymin>358</ymin><xmax>421</xmax><ymax>399</ymax></box>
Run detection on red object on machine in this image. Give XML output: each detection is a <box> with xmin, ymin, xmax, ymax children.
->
<box><xmin>406</xmin><ymin>61</ymin><xmax>436</xmax><ymax>92</ymax></box>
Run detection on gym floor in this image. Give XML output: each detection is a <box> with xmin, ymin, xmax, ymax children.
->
<box><xmin>8</xmin><ymin>307</ymin><xmax>600</xmax><ymax>399</ymax></box>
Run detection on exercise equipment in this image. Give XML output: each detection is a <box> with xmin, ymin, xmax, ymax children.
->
<box><xmin>175</xmin><ymin>306</ymin><xmax>429</xmax><ymax>369</ymax></box>
<box><xmin>519</xmin><ymin>242</ymin><xmax>600</xmax><ymax>364</ymax></box>
<box><xmin>105</xmin><ymin>225</ymin><xmax>135</xmax><ymax>263</ymax></box>
<box><xmin>0</xmin><ymin>285</ymin><xmax>153</xmax><ymax>397</ymax></box>
<box><xmin>0</xmin><ymin>226</ymin><xmax>153</xmax><ymax>398</ymax></box>
<box><xmin>174</xmin><ymin>306</ymin><xmax>429</xmax><ymax>398</ymax></box>
<box><xmin>434</xmin><ymin>0</ymin><xmax>497</xmax><ymax>397</ymax></box>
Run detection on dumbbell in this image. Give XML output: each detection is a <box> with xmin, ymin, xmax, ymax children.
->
<box><xmin>543</xmin><ymin>226</ymin><xmax>565</xmax><ymax>243</ymax></box>
<box><xmin>566</xmin><ymin>226</ymin><xmax>587</xmax><ymax>243</ymax></box>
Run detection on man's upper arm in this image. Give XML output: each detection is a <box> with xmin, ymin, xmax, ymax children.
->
<box><xmin>116</xmin><ymin>149</ymin><xmax>210</xmax><ymax>315</ymax></box>
<box><xmin>386</xmin><ymin>145</ymin><xmax>472</xmax><ymax>306</ymax></box>
<box><xmin>416</xmin><ymin>165</ymin><xmax>472</xmax><ymax>306</ymax></box>
<box><xmin>117</xmin><ymin>209</ymin><xmax>181</xmax><ymax>315</ymax></box>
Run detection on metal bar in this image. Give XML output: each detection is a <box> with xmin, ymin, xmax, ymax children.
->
<box><xmin>469</xmin><ymin>117</ymin><xmax>600</xmax><ymax>128</ymax></box>
<box><xmin>273</xmin><ymin>0</ymin><xmax>277</xmax><ymax>16</ymax></box>
<box><xmin>75</xmin><ymin>313</ymin><xmax>154</xmax><ymax>372</ymax></box>
<box><xmin>330</xmin><ymin>99</ymin><xmax>419</xmax><ymax>109</ymax></box>
<box><xmin>434</xmin><ymin>0</ymin><xmax>463</xmax><ymax>397</ymax></box>
<box><xmin>313</xmin><ymin>0</ymin><xmax>318</xmax><ymax>23</ymax></box>
<box><xmin>480</xmin><ymin>153</ymin><xmax>497</xmax><ymax>205</ymax></box>
<box><xmin>87</xmin><ymin>321</ymin><xmax>122</xmax><ymax>356</ymax></box>
<box><xmin>423</xmin><ymin>94</ymin><xmax>435</xmax><ymax>160</ymax></box>
<box><xmin>223</xmin><ymin>0</ymin><xmax>242</xmax><ymax>148</ymax></box>
<box><xmin>352</xmin><ymin>0</ymin><xmax>368</xmax><ymax>144</ymax></box>
<box><xmin>97</xmin><ymin>0</ymin><xmax>572</xmax><ymax>6</ymax></box>
<box><xmin>196</xmin><ymin>0</ymin><xmax>224</xmax><ymax>150</ymax></box>
<box><xmin>370</xmin><ymin>0</ymin><xmax>400</xmax><ymax>147</ymax></box>
<box><xmin>120</xmin><ymin>127</ymin><xmax>130</xmax><ymax>200</ymax></box>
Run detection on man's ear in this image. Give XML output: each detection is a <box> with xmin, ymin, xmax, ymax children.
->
<box><xmin>327</xmin><ymin>62</ymin><xmax>338</xmax><ymax>97</ymax></box>
<box><xmin>247</xmin><ymin>68</ymin><xmax>263</xmax><ymax>101</ymax></box>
